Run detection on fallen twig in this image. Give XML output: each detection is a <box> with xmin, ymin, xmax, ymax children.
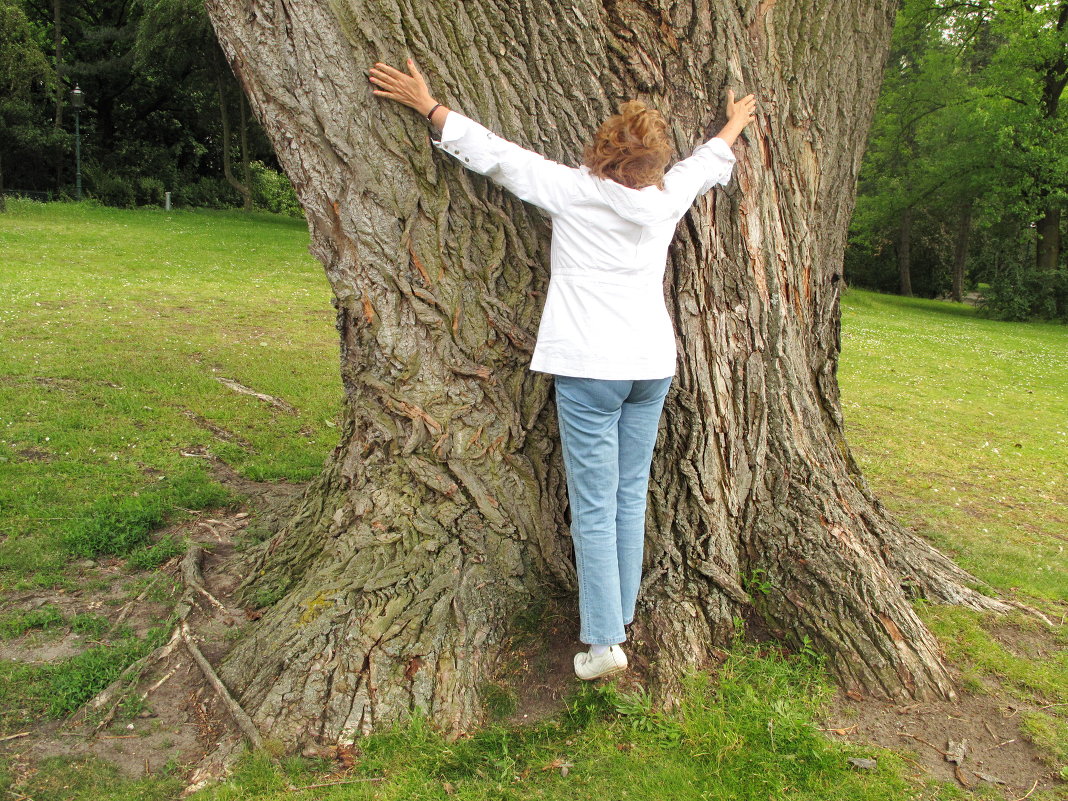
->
<box><xmin>1001</xmin><ymin>599</ymin><xmax>1054</xmax><ymax>627</ymax></box>
<box><xmin>817</xmin><ymin>723</ymin><xmax>858</xmax><ymax>734</ymax></box>
<box><xmin>1009</xmin><ymin>778</ymin><xmax>1040</xmax><ymax>801</ymax></box>
<box><xmin>144</xmin><ymin>666</ymin><xmax>178</xmax><ymax>697</ymax></box>
<box><xmin>897</xmin><ymin>731</ymin><xmax>949</xmax><ymax>757</ymax></box>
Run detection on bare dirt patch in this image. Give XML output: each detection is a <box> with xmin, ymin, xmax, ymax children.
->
<box><xmin>0</xmin><ymin>517</ymin><xmax>255</xmax><ymax>791</ymax></box>
<box><xmin>496</xmin><ymin>596</ymin><xmax>586</xmax><ymax>728</ymax></box>
<box><xmin>815</xmin><ymin>661</ymin><xmax>1065</xmax><ymax>799</ymax></box>
<box><xmin>13</xmin><ymin>446</ymin><xmax>54</xmax><ymax>462</ymax></box>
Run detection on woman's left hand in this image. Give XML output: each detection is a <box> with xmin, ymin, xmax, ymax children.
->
<box><xmin>369</xmin><ymin>59</ymin><xmax>437</xmax><ymax>117</ymax></box>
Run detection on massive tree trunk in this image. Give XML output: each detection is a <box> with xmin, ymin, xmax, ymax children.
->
<box><xmin>203</xmin><ymin>0</ymin><xmax>1013</xmax><ymax>751</ymax></box>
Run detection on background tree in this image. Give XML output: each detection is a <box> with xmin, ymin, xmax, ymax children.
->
<box><xmin>847</xmin><ymin>0</ymin><xmax>1068</xmax><ymax>321</ymax></box>
<box><xmin>6</xmin><ymin>0</ymin><xmax>283</xmax><ymax>208</ymax></box>
<box><xmin>0</xmin><ymin>0</ymin><xmax>61</xmax><ymax>207</ymax></box>
<box><xmin>200</xmin><ymin>0</ymin><xmax>1020</xmax><ymax>750</ymax></box>
<box><xmin>133</xmin><ymin>0</ymin><xmax>254</xmax><ymax>209</ymax></box>
<box><xmin>976</xmin><ymin>0</ymin><xmax>1068</xmax><ymax>318</ymax></box>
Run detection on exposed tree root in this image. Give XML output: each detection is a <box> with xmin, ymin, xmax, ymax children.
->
<box><xmin>214</xmin><ymin>376</ymin><xmax>297</xmax><ymax>413</ymax></box>
<box><xmin>179</xmin><ymin>619</ymin><xmax>263</xmax><ymax>750</ymax></box>
<box><xmin>999</xmin><ymin>598</ymin><xmax>1057</xmax><ymax>627</ymax></box>
<box><xmin>77</xmin><ymin>543</ymin><xmax>266</xmax><ymax>788</ymax></box>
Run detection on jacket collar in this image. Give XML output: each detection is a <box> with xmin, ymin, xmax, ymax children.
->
<box><xmin>578</xmin><ymin>165</ymin><xmax>676</xmax><ymax>226</ymax></box>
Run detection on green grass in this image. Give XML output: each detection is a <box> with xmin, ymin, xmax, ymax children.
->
<box><xmin>0</xmin><ymin>602</ymin><xmax>65</xmax><ymax>638</ymax></box>
<box><xmin>0</xmin><ymin>603</ymin><xmax>112</xmax><ymax>639</ymax></box>
<box><xmin>838</xmin><ymin>289</ymin><xmax>1067</xmax><ymax>603</ymax></box>
<box><xmin>0</xmin><ymin>198</ymin><xmax>341</xmax><ymax>591</ymax></box>
<box><xmin>1</xmin><ymin>199</ymin><xmax>1065</xmax><ymax>800</ymax></box>
<box><xmin>0</xmin><ymin>618</ymin><xmax>172</xmax><ymax>730</ymax></box>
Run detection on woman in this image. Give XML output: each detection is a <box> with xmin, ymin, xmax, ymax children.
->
<box><xmin>370</xmin><ymin>58</ymin><xmax>756</xmax><ymax>680</ymax></box>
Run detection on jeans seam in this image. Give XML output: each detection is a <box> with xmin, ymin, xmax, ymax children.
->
<box><xmin>557</xmin><ymin>394</ymin><xmax>591</xmax><ymax>643</ymax></box>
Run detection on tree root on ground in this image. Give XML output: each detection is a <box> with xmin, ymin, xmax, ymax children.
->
<box><xmin>76</xmin><ymin>543</ymin><xmax>266</xmax><ymax>791</ymax></box>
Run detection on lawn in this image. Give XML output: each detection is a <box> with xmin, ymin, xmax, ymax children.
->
<box><xmin>0</xmin><ymin>198</ymin><xmax>1064</xmax><ymax>800</ymax></box>
<box><xmin>0</xmin><ymin>199</ymin><xmax>341</xmax><ymax>588</ymax></box>
<box><xmin>838</xmin><ymin>290</ymin><xmax>1067</xmax><ymax>601</ymax></box>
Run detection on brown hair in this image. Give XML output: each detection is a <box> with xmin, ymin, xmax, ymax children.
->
<box><xmin>582</xmin><ymin>100</ymin><xmax>672</xmax><ymax>190</ymax></box>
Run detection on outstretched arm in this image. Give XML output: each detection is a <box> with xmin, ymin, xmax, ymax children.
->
<box><xmin>715</xmin><ymin>88</ymin><xmax>756</xmax><ymax>148</ymax></box>
<box><xmin>369</xmin><ymin>59</ymin><xmax>580</xmax><ymax>215</ymax></box>
<box><xmin>662</xmin><ymin>87</ymin><xmax>756</xmax><ymax>214</ymax></box>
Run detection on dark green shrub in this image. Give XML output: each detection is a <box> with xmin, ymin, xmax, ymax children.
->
<box><xmin>976</xmin><ymin>265</ymin><xmax>1068</xmax><ymax>322</ymax></box>
<box><xmin>176</xmin><ymin>175</ymin><xmax>242</xmax><ymax>209</ymax></box>
<box><xmin>250</xmin><ymin>160</ymin><xmax>302</xmax><ymax>216</ymax></box>
<box><xmin>136</xmin><ymin>176</ymin><xmax>166</xmax><ymax>206</ymax></box>
<box><xmin>89</xmin><ymin>173</ymin><xmax>137</xmax><ymax>209</ymax></box>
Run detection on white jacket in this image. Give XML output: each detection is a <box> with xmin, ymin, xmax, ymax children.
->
<box><xmin>431</xmin><ymin>110</ymin><xmax>737</xmax><ymax>380</ymax></box>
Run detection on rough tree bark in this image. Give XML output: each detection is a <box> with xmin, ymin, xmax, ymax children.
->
<box><xmin>203</xmin><ymin>0</ymin><xmax>1014</xmax><ymax>751</ymax></box>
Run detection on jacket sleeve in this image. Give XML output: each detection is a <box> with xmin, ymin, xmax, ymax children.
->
<box><xmin>431</xmin><ymin>110</ymin><xmax>582</xmax><ymax>216</ymax></box>
<box><xmin>661</xmin><ymin>136</ymin><xmax>737</xmax><ymax>216</ymax></box>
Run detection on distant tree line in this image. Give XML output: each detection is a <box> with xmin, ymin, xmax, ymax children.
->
<box><xmin>0</xmin><ymin>0</ymin><xmax>300</xmax><ymax>216</ymax></box>
<box><xmin>848</xmin><ymin>0</ymin><xmax>1067</xmax><ymax>321</ymax></box>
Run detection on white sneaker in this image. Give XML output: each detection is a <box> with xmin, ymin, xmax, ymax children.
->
<box><xmin>574</xmin><ymin>644</ymin><xmax>628</xmax><ymax>680</ymax></box>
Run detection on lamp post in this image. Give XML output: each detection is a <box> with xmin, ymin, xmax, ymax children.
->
<box><xmin>71</xmin><ymin>84</ymin><xmax>84</xmax><ymax>201</ymax></box>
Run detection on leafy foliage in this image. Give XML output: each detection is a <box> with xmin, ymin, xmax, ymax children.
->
<box><xmin>2</xmin><ymin>0</ymin><xmax>297</xmax><ymax>215</ymax></box>
<box><xmin>848</xmin><ymin>0</ymin><xmax>1067</xmax><ymax>321</ymax></box>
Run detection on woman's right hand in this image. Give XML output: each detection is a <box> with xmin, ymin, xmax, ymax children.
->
<box><xmin>726</xmin><ymin>89</ymin><xmax>757</xmax><ymax>129</ymax></box>
<box><xmin>370</xmin><ymin>58</ymin><xmax>438</xmax><ymax>117</ymax></box>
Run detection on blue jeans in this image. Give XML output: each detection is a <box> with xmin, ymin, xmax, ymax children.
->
<box><xmin>553</xmin><ymin>374</ymin><xmax>673</xmax><ymax>645</ymax></box>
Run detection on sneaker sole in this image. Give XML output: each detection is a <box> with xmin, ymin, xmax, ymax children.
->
<box><xmin>576</xmin><ymin>663</ymin><xmax>628</xmax><ymax>681</ymax></box>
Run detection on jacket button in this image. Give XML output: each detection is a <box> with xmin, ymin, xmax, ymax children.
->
<box><xmin>464</xmin><ymin>157</ymin><xmax>470</xmax><ymax>162</ymax></box>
